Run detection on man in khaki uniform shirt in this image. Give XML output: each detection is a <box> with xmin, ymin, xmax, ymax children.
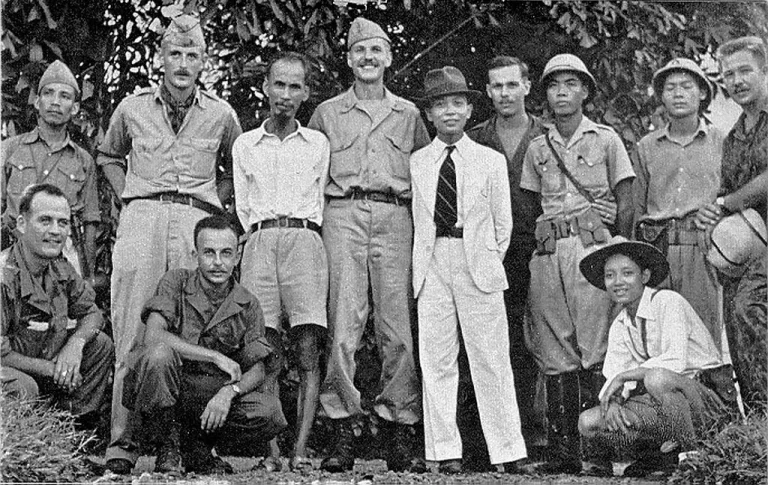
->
<box><xmin>308</xmin><ymin>17</ymin><xmax>430</xmax><ymax>473</ymax></box>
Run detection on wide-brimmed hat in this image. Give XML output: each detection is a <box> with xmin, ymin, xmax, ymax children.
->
<box><xmin>540</xmin><ymin>53</ymin><xmax>597</xmax><ymax>100</ymax></box>
<box><xmin>652</xmin><ymin>57</ymin><xmax>713</xmax><ymax>111</ymax></box>
<box><xmin>419</xmin><ymin>66</ymin><xmax>483</xmax><ymax>105</ymax></box>
<box><xmin>707</xmin><ymin>209</ymin><xmax>767</xmax><ymax>277</ymax></box>
<box><xmin>580</xmin><ymin>238</ymin><xmax>669</xmax><ymax>290</ymax></box>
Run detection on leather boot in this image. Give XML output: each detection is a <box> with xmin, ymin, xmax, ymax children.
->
<box><xmin>536</xmin><ymin>373</ymin><xmax>582</xmax><ymax>474</ymax></box>
<box><xmin>319</xmin><ymin>417</ymin><xmax>356</xmax><ymax>472</ymax></box>
<box><xmin>152</xmin><ymin>408</ymin><xmax>182</xmax><ymax>475</ymax></box>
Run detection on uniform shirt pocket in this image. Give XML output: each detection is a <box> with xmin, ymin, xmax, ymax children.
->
<box><xmin>329</xmin><ymin>133</ymin><xmax>360</xmax><ymax>179</ymax></box>
<box><xmin>6</xmin><ymin>161</ymin><xmax>37</xmax><ymax>196</ymax></box>
<box><xmin>130</xmin><ymin>138</ymin><xmax>166</xmax><ymax>180</ymax></box>
<box><xmin>182</xmin><ymin>137</ymin><xmax>220</xmax><ymax>179</ymax></box>
<box><xmin>50</xmin><ymin>157</ymin><xmax>87</xmax><ymax>202</ymax></box>
<box><xmin>383</xmin><ymin>133</ymin><xmax>413</xmax><ymax>181</ymax></box>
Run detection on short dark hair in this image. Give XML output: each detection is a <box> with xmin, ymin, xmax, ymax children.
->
<box><xmin>193</xmin><ymin>215</ymin><xmax>238</xmax><ymax>249</ymax></box>
<box><xmin>487</xmin><ymin>56</ymin><xmax>530</xmax><ymax>80</ymax></box>
<box><xmin>18</xmin><ymin>184</ymin><xmax>67</xmax><ymax>216</ymax></box>
<box><xmin>267</xmin><ymin>51</ymin><xmax>311</xmax><ymax>84</ymax></box>
<box><xmin>717</xmin><ymin>36</ymin><xmax>767</xmax><ymax>68</ymax></box>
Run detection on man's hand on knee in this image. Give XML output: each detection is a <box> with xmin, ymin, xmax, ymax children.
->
<box><xmin>604</xmin><ymin>402</ymin><xmax>638</xmax><ymax>434</ymax></box>
<box><xmin>200</xmin><ymin>385</ymin><xmax>237</xmax><ymax>432</ymax></box>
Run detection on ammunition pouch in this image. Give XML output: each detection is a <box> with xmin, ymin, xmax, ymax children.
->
<box><xmin>535</xmin><ymin>209</ymin><xmax>608</xmax><ymax>255</ymax></box>
<box><xmin>636</xmin><ymin>220</ymin><xmax>669</xmax><ymax>257</ymax></box>
<box><xmin>576</xmin><ymin>210</ymin><xmax>608</xmax><ymax>247</ymax></box>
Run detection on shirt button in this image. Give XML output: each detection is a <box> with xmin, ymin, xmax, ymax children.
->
<box><xmin>43</xmin><ymin>170</ymin><xmax>49</xmax><ymax>175</ymax></box>
<box><xmin>678</xmin><ymin>187</ymin><xmax>682</xmax><ymax>192</ymax></box>
<box><xmin>542</xmin><ymin>167</ymin><xmax>548</xmax><ymax>172</ymax></box>
<box><xmin>679</xmin><ymin>167</ymin><xmax>684</xmax><ymax>173</ymax></box>
<box><xmin>70</xmin><ymin>174</ymin><xmax>75</xmax><ymax>180</ymax></box>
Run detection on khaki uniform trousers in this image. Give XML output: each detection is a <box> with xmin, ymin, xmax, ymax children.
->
<box><xmin>106</xmin><ymin>199</ymin><xmax>206</xmax><ymax>463</ymax></box>
<box><xmin>419</xmin><ymin>238</ymin><xmax>527</xmax><ymax>465</ymax></box>
<box><xmin>525</xmin><ymin>230</ymin><xmax>614</xmax><ymax>375</ymax></box>
<box><xmin>319</xmin><ymin>199</ymin><xmax>421</xmax><ymax>424</ymax></box>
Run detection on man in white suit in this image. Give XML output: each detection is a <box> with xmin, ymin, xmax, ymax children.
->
<box><xmin>410</xmin><ymin>66</ymin><xmax>527</xmax><ymax>474</ymax></box>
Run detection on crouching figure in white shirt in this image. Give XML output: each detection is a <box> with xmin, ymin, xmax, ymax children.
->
<box><xmin>577</xmin><ymin>239</ymin><xmax>739</xmax><ymax>478</ymax></box>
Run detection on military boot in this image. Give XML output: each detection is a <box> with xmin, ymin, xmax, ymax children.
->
<box><xmin>320</xmin><ymin>417</ymin><xmax>356</xmax><ymax>472</ymax></box>
<box><xmin>535</xmin><ymin>373</ymin><xmax>582</xmax><ymax>474</ymax></box>
<box><xmin>153</xmin><ymin>409</ymin><xmax>182</xmax><ymax>475</ymax></box>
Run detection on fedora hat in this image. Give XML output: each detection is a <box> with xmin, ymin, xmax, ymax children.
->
<box><xmin>580</xmin><ymin>238</ymin><xmax>669</xmax><ymax>291</ymax></box>
<box><xmin>419</xmin><ymin>66</ymin><xmax>482</xmax><ymax>105</ymax></box>
<box><xmin>707</xmin><ymin>209</ymin><xmax>767</xmax><ymax>277</ymax></box>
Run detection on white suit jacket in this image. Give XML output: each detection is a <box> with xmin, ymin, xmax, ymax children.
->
<box><xmin>411</xmin><ymin>134</ymin><xmax>512</xmax><ymax>297</ymax></box>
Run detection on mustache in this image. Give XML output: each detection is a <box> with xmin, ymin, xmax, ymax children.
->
<box><xmin>174</xmin><ymin>69</ymin><xmax>192</xmax><ymax>76</ymax></box>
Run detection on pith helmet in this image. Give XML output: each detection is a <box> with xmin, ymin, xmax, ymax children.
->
<box><xmin>652</xmin><ymin>57</ymin><xmax>713</xmax><ymax>110</ymax></box>
<box><xmin>347</xmin><ymin>17</ymin><xmax>390</xmax><ymax>48</ymax></box>
<box><xmin>541</xmin><ymin>53</ymin><xmax>597</xmax><ymax>99</ymax></box>
<box><xmin>38</xmin><ymin>60</ymin><xmax>79</xmax><ymax>97</ymax></box>
<box><xmin>162</xmin><ymin>14</ymin><xmax>206</xmax><ymax>49</ymax></box>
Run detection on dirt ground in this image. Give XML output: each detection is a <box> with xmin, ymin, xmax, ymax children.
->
<box><xmin>89</xmin><ymin>456</ymin><xmax>666</xmax><ymax>485</ymax></box>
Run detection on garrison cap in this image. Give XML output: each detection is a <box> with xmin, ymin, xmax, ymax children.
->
<box><xmin>38</xmin><ymin>60</ymin><xmax>79</xmax><ymax>97</ymax></box>
<box><xmin>347</xmin><ymin>17</ymin><xmax>390</xmax><ymax>48</ymax></box>
<box><xmin>162</xmin><ymin>14</ymin><xmax>206</xmax><ymax>49</ymax></box>
<box><xmin>652</xmin><ymin>57</ymin><xmax>713</xmax><ymax>110</ymax></box>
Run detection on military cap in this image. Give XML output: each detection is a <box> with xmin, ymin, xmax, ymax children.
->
<box><xmin>38</xmin><ymin>60</ymin><xmax>79</xmax><ymax>97</ymax></box>
<box><xmin>162</xmin><ymin>14</ymin><xmax>206</xmax><ymax>49</ymax></box>
<box><xmin>652</xmin><ymin>57</ymin><xmax>713</xmax><ymax>110</ymax></box>
<box><xmin>347</xmin><ymin>17</ymin><xmax>390</xmax><ymax>48</ymax></box>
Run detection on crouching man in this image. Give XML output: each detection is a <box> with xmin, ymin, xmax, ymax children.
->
<box><xmin>1</xmin><ymin>184</ymin><xmax>113</xmax><ymax>429</ymax></box>
<box><xmin>122</xmin><ymin>215</ymin><xmax>287</xmax><ymax>475</ymax></box>
<box><xmin>577</xmin><ymin>239</ymin><xmax>738</xmax><ymax>477</ymax></box>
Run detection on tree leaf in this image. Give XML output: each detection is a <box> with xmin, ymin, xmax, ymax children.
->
<box><xmin>29</xmin><ymin>42</ymin><xmax>43</xmax><ymax>62</ymax></box>
<box><xmin>36</xmin><ymin>0</ymin><xmax>58</xmax><ymax>29</ymax></box>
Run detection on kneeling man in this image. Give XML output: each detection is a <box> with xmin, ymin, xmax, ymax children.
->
<box><xmin>1</xmin><ymin>184</ymin><xmax>113</xmax><ymax>426</ymax></box>
<box><xmin>123</xmin><ymin>215</ymin><xmax>287</xmax><ymax>475</ymax></box>
<box><xmin>577</xmin><ymin>239</ymin><xmax>738</xmax><ymax>477</ymax></box>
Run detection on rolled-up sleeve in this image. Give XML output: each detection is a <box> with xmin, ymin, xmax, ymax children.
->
<box><xmin>97</xmin><ymin>104</ymin><xmax>130</xmax><ymax>166</ymax></box>
<box><xmin>237</xmin><ymin>301</ymin><xmax>272</xmax><ymax>370</ymax></box>
<box><xmin>140</xmin><ymin>271</ymin><xmax>182</xmax><ymax>331</ymax></box>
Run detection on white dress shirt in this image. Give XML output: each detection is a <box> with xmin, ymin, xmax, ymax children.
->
<box><xmin>600</xmin><ymin>286</ymin><xmax>723</xmax><ymax>399</ymax></box>
<box><xmin>232</xmin><ymin>120</ymin><xmax>330</xmax><ymax>230</ymax></box>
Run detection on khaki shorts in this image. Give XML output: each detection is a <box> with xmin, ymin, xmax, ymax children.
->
<box><xmin>240</xmin><ymin>227</ymin><xmax>328</xmax><ymax>330</ymax></box>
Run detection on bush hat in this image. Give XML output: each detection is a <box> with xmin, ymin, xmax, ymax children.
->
<box><xmin>162</xmin><ymin>14</ymin><xmax>206</xmax><ymax>49</ymax></box>
<box><xmin>541</xmin><ymin>53</ymin><xmax>597</xmax><ymax>99</ymax></box>
<box><xmin>652</xmin><ymin>57</ymin><xmax>713</xmax><ymax>111</ymax></box>
<box><xmin>580</xmin><ymin>238</ymin><xmax>670</xmax><ymax>291</ymax></box>
<box><xmin>347</xmin><ymin>17</ymin><xmax>391</xmax><ymax>48</ymax></box>
<box><xmin>419</xmin><ymin>66</ymin><xmax>483</xmax><ymax>105</ymax></box>
<box><xmin>707</xmin><ymin>209</ymin><xmax>767</xmax><ymax>277</ymax></box>
<box><xmin>38</xmin><ymin>60</ymin><xmax>79</xmax><ymax>97</ymax></box>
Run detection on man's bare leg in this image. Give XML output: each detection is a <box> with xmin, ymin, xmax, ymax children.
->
<box><xmin>292</xmin><ymin>324</ymin><xmax>324</xmax><ymax>469</ymax></box>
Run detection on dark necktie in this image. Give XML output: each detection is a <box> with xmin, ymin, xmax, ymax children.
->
<box><xmin>434</xmin><ymin>145</ymin><xmax>457</xmax><ymax>228</ymax></box>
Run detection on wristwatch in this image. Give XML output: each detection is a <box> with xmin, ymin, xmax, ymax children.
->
<box><xmin>230</xmin><ymin>383</ymin><xmax>242</xmax><ymax>396</ymax></box>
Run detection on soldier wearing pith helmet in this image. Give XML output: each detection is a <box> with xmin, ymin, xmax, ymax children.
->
<box><xmin>520</xmin><ymin>52</ymin><xmax>635</xmax><ymax>474</ymax></box>
<box><xmin>97</xmin><ymin>13</ymin><xmax>242</xmax><ymax>475</ymax></box>
<box><xmin>308</xmin><ymin>16</ymin><xmax>430</xmax><ymax>474</ymax></box>
<box><xmin>2</xmin><ymin>60</ymin><xmax>100</xmax><ymax>278</ymax></box>
<box><xmin>634</xmin><ymin>57</ymin><xmax>727</xmax><ymax>360</ymax></box>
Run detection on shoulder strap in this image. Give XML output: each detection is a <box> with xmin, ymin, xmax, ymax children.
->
<box><xmin>544</xmin><ymin>134</ymin><xmax>595</xmax><ymax>203</ymax></box>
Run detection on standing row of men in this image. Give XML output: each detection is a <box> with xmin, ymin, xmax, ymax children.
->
<box><xmin>2</xmin><ymin>12</ymin><xmax>765</xmax><ymax>477</ymax></box>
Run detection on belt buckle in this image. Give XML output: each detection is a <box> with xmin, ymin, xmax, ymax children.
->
<box><xmin>277</xmin><ymin>217</ymin><xmax>289</xmax><ymax>228</ymax></box>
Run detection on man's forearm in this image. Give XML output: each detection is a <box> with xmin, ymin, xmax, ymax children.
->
<box><xmin>236</xmin><ymin>361</ymin><xmax>265</xmax><ymax>394</ymax></box>
<box><xmin>83</xmin><ymin>222</ymin><xmax>98</xmax><ymax>277</ymax></box>
<box><xmin>99</xmin><ymin>160</ymin><xmax>126</xmax><ymax>201</ymax></box>
<box><xmin>145</xmin><ymin>314</ymin><xmax>222</xmax><ymax>364</ymax></box>
<box><xmin>723</xmin><ymin>169</ymin><xmax>768</xmax><ymax>213</ymax></box>
<box><xmin>2</xmin><ymin>351</ymin><xmax>53</xmax><ymax>378</ymax></box>
<box><xmin>614</xmin><ymin>178</ymin><xmax>634</xmax><ymax>237</ymax></box>
<box><xmin>70</xmin><ymin>310</ymin><xmax>103</xmax><ymax>345</ymax></box>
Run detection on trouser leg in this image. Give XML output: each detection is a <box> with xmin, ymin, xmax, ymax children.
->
<box><xmin>55</xmin><ymin>332</ymin><xmax>115</xmax><ymax>416</ymax></box>
<box><xmin>0</xmin><ymin>366</ymin><xmax>39</xmax><ymax>399</ymax></box>
<box><xmin>368</xmin><ymin>202</ymin><xmax>420</xmax><ymax>424</ymax></box>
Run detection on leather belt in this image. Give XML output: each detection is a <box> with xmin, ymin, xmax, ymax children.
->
<box><xmin>436</xmin><ymin>225</ymin><xmax>463</xmax><ymax>238</ymax></box>
<box><xmin>129</xmin><ymin>192</ymin><xmax>224</xmax><ymax>216</ymax></box>
<box><xmin>251</xmin><ymin>217</ymin><xmax>321</xmax><ymax>235</ymax></box>
<box><xmin>331</xmin><ymin>189</ymin><xmax>410</xmax><ymax>207</ymax></box>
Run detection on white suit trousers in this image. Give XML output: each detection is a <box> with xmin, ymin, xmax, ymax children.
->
<box><xmin>418</xmin><ymin>238</ymin><xmax>527</xmax><ymax>464</ymax></box>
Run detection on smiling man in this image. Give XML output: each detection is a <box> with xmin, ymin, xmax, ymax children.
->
<box><xmin>520</xmin><ymin>53</ymin><xmax>635</xmax><ymax>474</ymax></box>
<box><xmin>576</xmin><ymin>239</ymin><xmax>738</xmax><ymax>477</ymax></box>
<box><xmin>122</xmin><ymin>215</ymin><xmax>286</xmax><ymax>475</ymax></box>
<box><xmin>2</xmin><ymin>61</ymin><xmax>99</xmax><ymax>277</ymax></box>
<box><xmin>308</xmin><ymin>17</ymin><xmax>430</xmax><ymax>473</ymax></box>
<box><xmin>96</xmin><ymin>14</ymin><xmax>242</xmax><ymax>475</ymax></box>
<box><xmin>233</xmin><ymin>52</ymin><xmax>329</xmax><ymax>471</ymax></box>
<box><xmin>1</xmin><ymin>184</ymin><xmax>113</xmax><ymax>431</ymax></box>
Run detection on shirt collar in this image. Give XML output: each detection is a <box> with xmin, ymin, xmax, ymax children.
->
<box><xmin>251</xmin><ymin>119</ymin><xmax>310</xmax><ymax>144</ymax></box>
<box><xmin>628</xmin><ymin>286</ymin><xmax>657</xmax><ymax>324</ymax></box>
<box><xmin>20</xmin><ymin>127</ymin><xmax>76</xmax><ymax>151</ymax></box>
<box><xmin>657</xmin><ymin>118</ymin><xmax>710</xmax><ymax>143</ymax></box>
<box><xmin>184</xmin><ymin>269</ymin><xmax>253</xmax><ymax>306</ymax></box>
<box><xmin>430</xmin><ymin>133</ymin><xmax>469</xmax><ymax>164</ymax></box>
<box><xmin>548</xmin><ymin>115</ymin><xmax>598</xmax><ymax>147</ymax></box>
<box><xmin>340</xmin><ymin>85</ymin><xmax>405</xmax><ymax>114</ymax></box>
<box><xmin>153</xmin><ymin>85</ymin><xmax>204</xmax><ymax>109</ymax></box>
<box><xmin>8</xmin><ymin>241</ymin><xmax>64</xmax><ymax>299</ymax></box>
<box><xmin>732</xmin><ymin>106</ymin><xmax>768</xmax><ymax>141</ymax></box>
